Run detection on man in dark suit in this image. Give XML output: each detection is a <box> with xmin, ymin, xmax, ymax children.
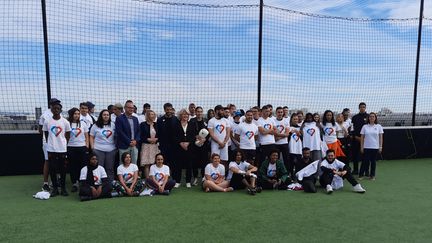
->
<box><xmin>115</xmin><ymin>100</ymin><xmax>141</xmax><ymax>164</ymax></box>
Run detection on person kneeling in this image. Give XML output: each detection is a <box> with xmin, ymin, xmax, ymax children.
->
<box><xmin>79</xmin><ymin>153</ymin><xmax>112</xmax><ymax>201</ymax></box>
<box><xmin>258</xmin><ymin>149</ymin><xmax>291</xmax><ymax>190</ymax></box>
<box><xmin>146</xmin><ymin>153</ymin><xmax>176</xmax><ymax>195</ymax></box>
<box><xmin>320</xmin><ymin>149</ymin><xmax>366</xmax><ymax>194</ymax></box>
<box><xmin>227</xmin><ymin>150</ymin><xmax>258</xmax><ymax>195</ymax></box>
<box><xmin>202</xmin><ymin>153</ymin><xmax>233</xmax><ymax>192</ymax></box>
<box><xmin>113</xmin><ymin>152</ymin><xmax>144</xmax><ymax>196</ymax></box>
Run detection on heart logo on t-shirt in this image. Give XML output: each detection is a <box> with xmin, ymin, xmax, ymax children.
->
<box><xmin>215</xmin><ymin>124</ymin><xmax>225</xmax><ymax>134</ymax></box>
<box><xmin>50</xmin><ymin>125</ymin><xmax>62</xmax><ymax>137</ymax></box>
<box><xmin>71</xmin><ymin>127</ymin><xmax>82</xmax><ymax>138</ymax></box>
<box><xmin>93</xmin><ymin>175</ymin><xmax>99</xmax><ymax>182</ymax></box>
<box><xmin>276</xmin><ymin>125</ymin><xmax>284</xmax><ymax>133</ymax></box>
<box><xmin>267</xmin><ymin>169</ymin><xmax>276</xmax><ymax>177</ymax></box>
<box><xmin>324</xmin><ymin>127</ymin><xmax>334</xmax><ymax>136</ymax></box>
<box><xmin>210</xmin><ymin>172</ymin><xmax>220</xmax><ymax>180</ymax></box>
<box><xmin>102</xmin><ymin>129</ymin><xmax>113</xmax><ymax>138</ymax></box>
<box><xmin>155</xmin><ymin>172</ymin><xmax>165</xmax><ymax>182</ymax></box>
<box><xmin>306</xmin><ymin>128</ymin><xmax>315</xmax><ymax>136</ymax></box>
<box><xmin>245</xmin><ymin>131</ymin><xmax>254</xmax><ymax>139</ymax></box>
<box><xmin>123</xmin><ymin>173</ymin><xmax>133</xmax><ymax>181</ymax></box>
<box><xmin>263</xmin><ymin>124</ymin><xmax>272</xmax><ymax>130</ymax></box>
<box><xmin>292</xmin><ymin>133</ymin><xmax>300</xmax><ymax>142</ymax></box>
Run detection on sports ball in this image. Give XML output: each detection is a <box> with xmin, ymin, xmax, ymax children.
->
<box><xmin>198</xmin><ymin>128</ymin><xmax>209</xmax><ymax>138</ymax></box>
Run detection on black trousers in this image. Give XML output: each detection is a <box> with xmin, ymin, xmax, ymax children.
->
<box><xmin>258</xmin><ymin>177</ymin><xmax>289</xmax><ymax>190</ymax></box>
<box><xmin>259</xmin><ymin>144</ymin><xmax>276</xmax><ymax>167</ymax></box>
<box><xmin>48</xmin><ymin>152</ymin><xmax>67</xmax><ymax>188</ymax></box>
<box><xmin>67</xmin><ymin>146</ymin><xmax>87</xmax><ymax>184</ymax></box>
<box><xmin>351</xmin><ymin>139</ymin><xmax>362</xmax><ymax>173</ymax></box>
<box><xmin>79</xmin><ymin>183</ymin><xmax>112</xmax><ymax>199</ymax></box>
<box><xmin>173</xmin><ymin>147</ymin><xmax>192</xmax><ymax>183</ymax></box>
<box><xmin>192</xmin><ymin>145</ymin><xmax>209</xmax><ymax>178</ymax></box>
<box><xmin>300</xmin><ymin>176</ymin><xmax>317</xmax><ymax>193</ymax></box>
<box><xmin>275</xmin><ymin>144</ymin><xmax>291</xmax><ymax>177</ymax></box>
<box><xmin>319</xmin><ymin>170</ymin><xmax>358</xmax><ymax>187</ymax></box>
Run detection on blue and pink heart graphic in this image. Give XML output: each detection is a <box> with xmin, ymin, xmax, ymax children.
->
<box><xmin>292</xmin><ymin>133</ymin><xmax>300</xmax><ymax>142</ymax></box>
<box><xmin>215</xmin><ymin>124</ymin><xmax>225</xmax><ymax>134</ymax></box>
<box><xmin>306</xmin><ymin>128</ymin><xmax>315</xmax><ymax>136</ymax></box>
<box><xmin>102</xmin><ymin>129</ymin><xmax>113</xmax><ymax>138</ymax></box>
<box><xmin>123</xmin><ymin>173</ymin><xmax>133</xmax><ymax>181</ymax></box>
<box><xmin>276</xmin><ymin>125</ymin><xmax>284</xmax><ymax>133</ymax></box>
<box><xmin>50</xmin><ymin>125</ymin><xmax>62</xmax><ymax>137</ymax></box>
<box><xmin>263</xmin><ymin>124</ymin><xmax>272</xmax><ymax>130</ymax></box>
<box><xmin>71</xmin><ymin>127</ymin><xmax>82</xmax><ymax>138</ymax></box>
<box><xmin>245</xmin><ymin>131</ymin><xmax>254</xmax><ymax>139</ymax></box>
<box><xmin>324</xmin><ymin>127</ymin><xmax>334</xmax><ymax>136</ymax></box>
<box><xmin>93</xmin><ymin>175</ymin><xmax>99</xmax><ymax>182</ymax></box>
<box><xmin>211</xmin><ymin>172</ymin><xmax>220</xmax><ymax>180</ymax></box>
<box><xmin>267</xmin><ymin>169</ymin><xmax>276</xmax><ymax>177</ymax></box>
<box><xmin>155</xmin><ymin>172</ymin><xmax>165</xmax><ymax>182</ymax></box>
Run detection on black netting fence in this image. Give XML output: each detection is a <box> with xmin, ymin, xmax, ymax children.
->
<box><xmin>0</xmin><ymin>0</ymin><xmax>431</xmax><ymax>130</ymax></box>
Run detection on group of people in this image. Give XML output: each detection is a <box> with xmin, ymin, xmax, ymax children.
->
<box><xmin>39</xmin><ymin>99</ymin><xmax>383</xmax><ymax>200</ymax></box>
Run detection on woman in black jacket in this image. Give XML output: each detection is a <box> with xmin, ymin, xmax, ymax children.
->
<box><xmin>189</xmin><ymin>106</ymin><xmax>210</xmax><ymax>184</ymax></box>
<box><xmin>173</xmin><ymin>108</ymin><xmax>196</xmax><ymax>188</ymax></box>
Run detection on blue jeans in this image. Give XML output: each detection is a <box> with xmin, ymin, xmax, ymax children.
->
<box><xmin>360</xmin><ymin>149</ymin><xmax>378</xmax><ymax>177</ymax></box>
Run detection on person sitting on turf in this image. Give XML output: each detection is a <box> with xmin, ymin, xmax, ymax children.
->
<box><xmin>227</xmin><ymin>150</ymin><xmax>259</xmax><ymax>195</ymax></box>
<box><xmin>203</xmin><ymin>153</ymin><xmax>233</xmax><ymax>192</ymax></box>
<box><xmin>79</xmin><ymin>153</ymin><xmax>112</xmax><ymax>201</ymax></box>
<box><xmin>295</xmin><ymin>147</ymin><xmax>319</xmax><ymax>193</ymax></box>
<box><xmin>257</xmin><ymin>149</ymin><xmax>291</xmax><ymax>190</ymax></box>
<box><xmin>320</xmin><ymin>149</ymin><xmax>366</xmax><ymax>194</ymax></box>
<box><xmin>146</xmin><ymin>153</ymin><xmax>176</xmax><ymax>195</ymax></box>
<box><xmin>113</xmin><ymin>152</ymin><xmax>144</xmax><ymax>196</ymax></box>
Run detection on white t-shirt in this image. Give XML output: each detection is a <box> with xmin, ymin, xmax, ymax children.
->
<box><xmin>320</xmin><ymin>159</ymin><xmax>345</xmax><ymax>171</ymax></box>
<box><xmin>68</xmin><ymin>121</ymin><xmax>89</xmax><ymax>147</ymax></box>
<box><xmin>267</xmin><ymin>163</ymin><xmax>277</xmax><ymax>177</ymax></box>
<box><xmin>343</xmin><ymin>118</ymin><xmax>352</xmax><ymax>132</ymax></box>
<box><xmin>117</xmin><ymin>163</ymin><xmax>138</xmax><ymax>184</ymax></box>
<box><xmin>39</xmin><ymin>109</ymin><xmax>62</xmax><ymax>142</ymax></box>
<box><xmin>80</xmin><ymin>114</ymin><xmax>94</xmax><ymax>126</ymax></box>
<box><xmin>79</xmin><ymin>165</ymin><xmax>107</xmax><ymax>186</ymax></box>
<box><xmin>360</xmin><ymin>124</ymin><xmax>384</xmax><ymax>149</ymax></box>
<box><xmin>302</xmin><ymin>122</ymin><xmax>322</xmax><ymax>151</ymax></box>
<box><xmin>204</xmin><ymin>163</ymin><xmax>225</xmax><ymax>181</ymax></box>
<box><xmin>227</xmin><ymin>161</ymin><xmax>251</xmax><ymax>180</ymax></box>
<box><xmin>322</xmin><ymin>123</ymin><xmax>340</xmax><ymax>144</ymax></box>
<box><xmin>289</xmin><ymin>126</ymin><xmax>303</xmax><ymax>155</ymax></box>
<box><xmin>149</xmin><ymin>164</ymin><xmax>170</xmax><ymax>186</ymax></box>
<box><xmin>90</xmin><ymin>123</ymin><xmax>116</xmax><ymax>152</ymax></box>
<box><xmin>257</xmin><ymin>117</ymin><xmax>276</xmax><ymax>145</ymax></box>
<box><xmin>43</xmin><ymin>117</ymin><xmax>71</xmax><ymax>153</ymax></box>
<box><xmin>208</xmin><ymin>117</ymin><xmax>231</xmax><ymax>144</ymax></box>
<box><xmin>336</xmin><ymin>123</ymin><xmax>346</xmax><ymax>139</ymax></box>
<box><xmin>235</xmin><ymin>122</ymin><xmax>258</xmax><ymax>150</ymax></box>
<box><xmin>274</xmin><ymin>118</ymin><xmax>290</xmax><ymax>145</ymax></box>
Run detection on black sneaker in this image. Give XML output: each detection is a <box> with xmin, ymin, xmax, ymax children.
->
<box><xmin>247</xmin><ymin>188</ymin><xmax>256</xmax><ymax>196</ymax></box>
<box><xmin>42</xmin><ymin>184</ymin><xmax>50</xmax><ymax>192</ymax></box>
<box><xmin>256</xmin><ymin>186</ymin><xmax>262</xmax><ymax>193</ymax></box>
<box><xmin>51</xmin><ymin>188</ymin><xmax>59</xmax><ymax>197</ymax></box>
<box><xmin>80</xmin><ymin>196</ymin><xmax>92</xmax><ymax>201</ymax></box>
<box><xmin>161</xmin><ymin>190</ymin><xmax>170</xmax><ymax>196</ymax></box>
<box><xmin>60</xmin><ymin>188</ymin><xmax>69</xmax><ymax>196</ymax></box>
<box><xmin>71</xmin><ymin>184</ymin><xmax>78</xmax><ymax>193</ymax></box>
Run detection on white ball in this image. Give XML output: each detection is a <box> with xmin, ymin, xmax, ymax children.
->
<box><xmin>198</xmin><ymin>128</ymin><xmax>209</xmax><ymax>138</ymax></box>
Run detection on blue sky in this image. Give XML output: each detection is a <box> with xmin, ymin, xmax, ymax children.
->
<box><xmin>0</xmin><ymin>0</ymin><xmax>431</xmax><ymax>115</ymax></box>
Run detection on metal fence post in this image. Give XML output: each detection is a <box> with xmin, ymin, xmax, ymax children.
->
<box><xmin>41</xmin><ymin>0</ymin><xmax>52</xmax><ymax>108</ymax></box>
<box><xmin>412</xmin><ymin>0</ymin><xmax>424</xmax><ymax>126</ymax></box>
<box><xmin>257</xmin><ymin>0</ymin><xmax>264</xmax><ymax>107</ymax></box>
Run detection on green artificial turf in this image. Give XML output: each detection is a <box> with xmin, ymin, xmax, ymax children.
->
<box><xmin>1</xmin><ymin>159</ymin><xmax>431</xmax><ymax>243</ymax></box>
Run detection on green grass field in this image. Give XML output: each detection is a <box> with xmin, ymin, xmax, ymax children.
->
<box><xmin>1</xmin><ymin>159</ymin><xmax>431</xmax><ymax>243</ymax></box>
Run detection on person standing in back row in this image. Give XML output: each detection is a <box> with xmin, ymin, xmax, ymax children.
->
<box><xmin>208</xmin><ymin>105</ymin><xmax>231</xmax><ymax>167</ymax></box>
<box><xmin>115</xmin><ymin>100</ymin><xmax>141</xmax><ymax>165</ymax></box>
<box><xmin>351</xmin><ymin>102</ymin><xmax>368</xmax><ymax>175</ymax></box>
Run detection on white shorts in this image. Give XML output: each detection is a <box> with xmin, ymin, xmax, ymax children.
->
<box><xmin>42</xmin><ymin>141</ymin><xmax>48</xmax><ymax>160</ymax></box>
<box><xmin>210</xmin><ymin>142</ymin><xmax>228</xmax><ymax>161</ymax></box>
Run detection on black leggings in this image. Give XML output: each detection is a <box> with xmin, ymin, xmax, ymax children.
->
<box><xmin>79</xmin><ymin>183</ymin><xmax>112</xmax><ymax>199</ymax></box>
<box><xmin>48</xmin><ymin>152</ymin><xmax>67</xmax><ymax>188</ymax></box>
<box><xmin>68</xmin><ymin>146</ymin><xmax>87</xmax><ymax>184</ymax></box>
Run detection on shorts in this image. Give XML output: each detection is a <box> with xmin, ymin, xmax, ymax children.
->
<box><xmin>210</xmin><ymin>142</ymin><xmax>228</xmax><ymax>161</ymax></box>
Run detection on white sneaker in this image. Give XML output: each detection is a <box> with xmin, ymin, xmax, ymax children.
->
<box><xmin>174</xmin><ymin>183</ymin><xmax>181</xmax><ymax>188</ymax></box>
<box><xmin>192</xmin><ymin>178</ymin><xmax>198</xmax><ymax>186</ymax></box>
<box><xmin>353</xmin><ymin>184</ymin><xmax>366</xmax><ymax>193</ymax></box>
<box><xmin>326</xmin><ymin>184</ymin><xmax>333</xmax><ymax>194</ymax></box>
<box><xmin>186</xmin><ymin>183</ymin><xmax>191</xmax><ymax>188</ymax></box>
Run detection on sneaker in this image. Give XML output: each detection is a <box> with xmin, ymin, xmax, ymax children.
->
<box><xmin>60</xmin><ymin>188</ymin><xmax>69</xmax><ymax>196</ymax></box>
<box><xmin>50</xmin><ymin>188</ymin><xmax>59</xmax><ymax>197</ymax></box>
<box><xmin>358</xmin><ymin>176</ymin><xmax>364</xmax><ymax>180</ymax></box>
<box><xmin>256</xmin><ymin>186</ymin><xmax>262</xmax><ymax>193</ymax></box>
<box><xmin>192</xmin><ymin>178</ymin><xmax>198</xmax><ymax>186</ymax></box>
<box><xmin>326</xmin><ymin>184</ymin><xmax>333</xmax><ymax>194</ymax></box>
<box><xmin>353</xmin><ymin>184</ymin><xmax>366</xmax><ymax>193</ymax></box>
<box><xmin>80</xmin><ymin>196</ymin><xmax>92</xmax><ymax>201</ymax></box>
<box><xmin>370</xmin><ymin>176</ymin><xmax>376</xmax><ymax>181</ymax></box>
<box><xmin>111</xmin><ymin>191</ymin><xmax>120</xmax><ymax>197</ymax></box>
<box><xmin>186</xmin><ymin>183</ymin><xmax>191</xmax><ymax>188</ymax></box>
<box><xmin>174</xmin><ymin>183</ymin><xmax>181</xmax><ymax>188</ymax></box>
<box><xmin>247</xmin><ymin>188</ymin><xmax>256</xmax><ymax>196</ymax></box>
<box><xmin>161</xmin><ymin>190</ymin><xmax>170</xmax><ymax>195</ymax></box>
<box><xmin>71</xmin><ymin>184</ymin><xmax>78</xmax><ymax>193</ymax></box>
<box><xmin>42</xmin><ymin>184</ymin><xmax>50</xmax><ymax>192</ymax></box>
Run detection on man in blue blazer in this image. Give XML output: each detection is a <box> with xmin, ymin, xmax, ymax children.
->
<box><xmin>115</xmin><ymin>100</ymin><xmax>141</xmax><ymax>164</ymax></box>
